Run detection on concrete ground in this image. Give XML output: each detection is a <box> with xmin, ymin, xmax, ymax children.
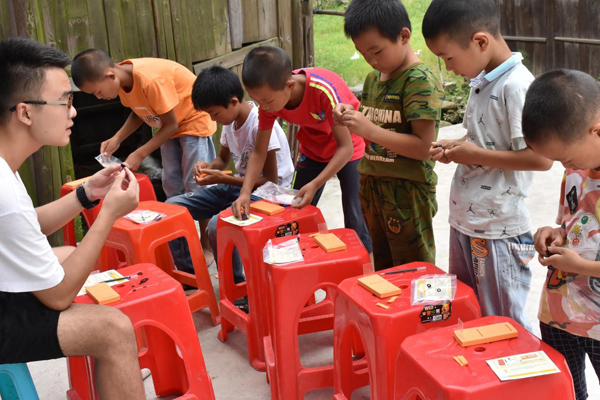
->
<box><xmin>28</xmin><ymin>124</ymin><xmax>598</xmax><ymax>399</ymax></box>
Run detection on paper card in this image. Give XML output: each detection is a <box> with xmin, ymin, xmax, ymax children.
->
<box><xmin>77</xmin><ymin>270</ymin><xmax>126</xmax><ymax>297</ymax></box>
<box><xmin>486</xmin><ymin>351</ymin><xmax>561</xmax><ymax>381</ymax></box>
<box><xmin>221</xmin><ymin>214</ymin><xmax>263</xmax><ymax>227</ymax></box>
<box><xmin>124</xmin><ymin>210</ymin><xmax>164</xmax><ymax>224</ymax></box>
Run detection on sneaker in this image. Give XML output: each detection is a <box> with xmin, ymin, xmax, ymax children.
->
<box><xmin>234</xmin><ymin>296</ymin><xmax>249</xmax><ymax>314</ymax></box>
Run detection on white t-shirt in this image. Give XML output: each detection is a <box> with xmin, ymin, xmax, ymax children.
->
<box><xmin>0</xmin><ymin>157</ymin><xmax>64</xmax><ymax>292</ymax></box>
<box><xmin>220</xmin><ymin>102</ymin><xmax>294</xmax><ymax>187</ymax></box>
<box><xmin>449</xmin><ymin>53</ymin><xmax>535</xmax><ymax>239</ymax></box>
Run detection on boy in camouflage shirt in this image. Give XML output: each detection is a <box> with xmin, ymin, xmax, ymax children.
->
<box><xmin>334</xmin><ymin>0</ymin><xmax>444</xmax><ymax>271</ymax></box>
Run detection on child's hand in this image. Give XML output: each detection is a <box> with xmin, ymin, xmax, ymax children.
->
<box><xmin>124</xmin><ymin>151</ymin><xmax>144</xmax><ymax>172</ymax></box>
<box><xmin>333</xmin><ymin>104</ymin><xmax>354</xmax><ymax>125</ymax></box>
<box><xmin>293</xmin><ymin>182</ymin><xmax>317</xmax><ymax>208</ymax></box>
<box><xmin>534</xmin><ymin>226</ymin><xmax>564</xmax><ymax>257</ymax></box>
<box><xmin>441</xmin><ymin>140</ymin><xmax>479</xmax><ymax>164</ymax></box>
<box><xmin>339</xmin><ymin>109</ymin><xmax>370</xmax><ymax>136</ymax></box>
<box><xmin>100</xmin><ymin>136</ymin><xmax>121</xmax><ymax>158</ymax></box>
<box><xmin>232</xmin><ymin>193</ymin><xmax>250</xmax><ymax>220</ymax></box>
<box><xmin>430</xmin><ymin>141</ymin><xmax>449</xmax><ymax>163</ymax></box>
<box><xmin>195</xmin><ymin>169</ymin><xmax>225</xmax><ymax>185</ymax></box>
<box><xmin>193</xmin><ymin>161</ymin><xmax>210</xmax><ymax>179</ymax></box>
<box><xmin>538</xmin><ymin>246</ymin><xmax>584</xmax><ymax>274</ymax></box>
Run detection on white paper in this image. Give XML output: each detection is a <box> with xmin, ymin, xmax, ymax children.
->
<box><xmin>77</xmin><ymin>270</ymin><xmax>126</xmax><ymax>297</ymax></box>
<box><xmin>221</xmin><ymin>213</ymin><xmax>263</xmax><ymax>227</ymax></box>
<box><xmin>263</xmin><ymin>238</ymin><xmax>303</xmax><ymax>265</ymax></box>
<box><xmin>486</xmin><ymin>351</ymin><xmax>561</xmax><ymax>381</ymax></box>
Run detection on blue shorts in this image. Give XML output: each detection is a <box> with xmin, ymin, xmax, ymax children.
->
<box><xmin>449</xmin><ymin>227</ymin><xmax>534</xmax><ymax>330</ymax></box>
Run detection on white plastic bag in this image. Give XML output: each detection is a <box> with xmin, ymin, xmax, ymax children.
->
<box><xmin>252</xmin><ymin>181</ymin><xmax>302</xmax><ymax>205</ymax></box>
<box><xmin>411</xmin><ymin>274</ymin><xmax>457</xmax><ymax>305</ymax></box>
<box><xmin>95</xmin><ymin>154</ymin><xmax>123</xmax><ymax>168</ymax></box>
<box><xmin>263</xmin><ymin>237</ymin><xmax>303</xmax><ymax>265</ymax></box>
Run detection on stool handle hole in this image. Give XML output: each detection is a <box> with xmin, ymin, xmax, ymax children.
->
<box><xmin>399</xmin><ymin>284</ymin><xmax>409</xmax><ymax>289</ymax></box>
<box><xmin>474</xmin><ymin>346</ymin><xmax>486</xmax><ymax>352</ymax></box>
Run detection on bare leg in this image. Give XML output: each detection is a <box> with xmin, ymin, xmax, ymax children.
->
<box><xmin>57</xmin><ymin>303</ymin><xmax>145</xmax><ymax>400</ymax></box>
<box><xmin>52</xmin><ymin>246</ymin><xmax>76</xmax><ymax>263</ymax></box>
<box><xmin>199</xmin><ymin>219</ymin><xmax>214</xmax><ymax>266</ymax></box>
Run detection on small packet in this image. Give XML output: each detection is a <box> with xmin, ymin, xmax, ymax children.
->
<box><xmin>263</xmin><ymin>237</ymin><xmax>304</xmax><ymax>265</ymax></box>
<box><xmin>253</xmin><ymin>181</ymin><xmax>301</xmax><ymax>205</ymax></box>
<box><xmin>124</xmin><ymin>210</ymin><xmax>164</xmax><ymax>224</ymax></box>
<box><xmin>95</xmin><ymin>154</ymin><xmax>123</xmax><ymax>168</ymax></box>
<box><xmin>411</xmin><ymin>274</ymin><xmax>457</xmax><ymax>305</ymax></box>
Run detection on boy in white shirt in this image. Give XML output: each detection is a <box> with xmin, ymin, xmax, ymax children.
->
<box><xmin>423</xmin><ymin>0</ymin><xmax>552</xmax><ymax>329</ymax></box>
<box><xmin>167</xmin><ymin>66</ymin><xmax>293</xmax><ymax>285</ymax></box>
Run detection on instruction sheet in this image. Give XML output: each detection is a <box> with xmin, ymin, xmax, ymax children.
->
<box><xmin>486</xmin><ymin>351</ymin><xmax>561</xmax><ymax>381</ymax></box>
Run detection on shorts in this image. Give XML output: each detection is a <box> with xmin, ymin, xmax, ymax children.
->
<box><xmin>0</xmin><ymin>291</ymin><xmax>64</xmax><ymax>364</ymax></box>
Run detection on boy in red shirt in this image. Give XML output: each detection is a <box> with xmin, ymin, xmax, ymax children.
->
<box><xmin>232</xmin><ymin>46</ymin><xmax>371</xmax><ymax>253</ymax></box>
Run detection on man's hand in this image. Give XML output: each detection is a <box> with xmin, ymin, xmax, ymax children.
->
<box><xmin>193</xmin><ymin>161</ymin><xmax>210</xmax><ymax>180</ymax></box>
<box><xmin>100</xmin><ymin>136</ymin><xmax>122</xmax><ymax>158</ymax></box>
<box><xmin>333</xmin><ymin>103</ymin><xmax>355</xmax><ymax>125</ymax></box>
<box><xmin>232</xmin><ymin>192</ymin><xmax>251</xmax><ymax>220</ymax></box>
<box><xmin>538</xmin><ymin>246</ymin><xmax>584</xmax><ymax>274</ymax></box>
<box><xmin>293</xmin><ymin>182</ymin><xmax>317</xmax><ymax>208</ymax></box>
<box><xmin>100</xmin><ymin>168</ymin><xmax>139</xmax><ymax>220</ymax></box>
<box><xmin>534</xmin><ymin>226</ymin><xmax>564</xmax><ymax>256</ymax></box>
<box><xmin>85</xmin><ymin>164</ymin><xmax>123</xmax><ymax>201</ymax></box>
<box><xmin>195</xmin><ymin>169</ymin><xmax>226</xmax><ymax>185</ymax></box>
<box><xmin>124</xmin><ymin>151</ymin><xmax>145</xmax><ymax>172</ymax></box>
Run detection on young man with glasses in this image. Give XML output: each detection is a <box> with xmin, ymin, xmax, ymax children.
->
<box><xmin>0</xmin><ymin>37</ymin><xmax>145</xmax><ymax>399</ymax></box>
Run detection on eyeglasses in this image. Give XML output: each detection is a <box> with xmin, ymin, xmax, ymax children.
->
<box><xmin>9</xmin><ymin>93</ymin><xmax>74</xmax><ymax>116</ymax></box>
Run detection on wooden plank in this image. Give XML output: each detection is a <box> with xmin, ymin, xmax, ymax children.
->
<box><xmin>250</xmin><ymin>200</ymin><xmax>284</xmax><ymax>216</ymax></box>
<box><xmin>357</xmin><ymin>274</ymin><xmax>401</xmax><ymax>298</ymax></box>
<box><xmin>18</xmin><ymin>157</ymin><xmax>38</xmax><ymax>207</ymax></box>
<box><xmin>242</xmin><ymin>0</ymin><xmax>259</xmax><ymax>44</ymax></box>
<box><xmin>212</xmin><ymin>0</ymin><xmax>232</xmax><ymax>56</ymax></box>
<box><xmin>227</xmin><ymin>0</ymin><xmax>243</xmax><ymax>50</ymax></box>
<box><xmin>454</xmin><ymin>322</ymin><xmax>518</xmax><ymax>347</ymax></box>
<box><xmin>277</xmin><ymin>0</ymin><xmax>293</xmax><ymax>56</ymax></box>
<box><xmin>314</xmin><ymin>233</ymin><xmax>347</xmax><ymax>253</ymax></box>
<box><xmin>153</xmin><ymin>0</ymin><xmax>177</xmax><ymax>60</ymax></box>
<box><xmin>258</xmin><ymin>0</ymin><xmax>278</xmax><ymax>41</ymax></box>
<box><xmin>169</xmin><ymin>0</ymin><xmax>192</xmax><ymax>69</ymax></box>
<box><xmin>86</xmin><ymin>0</ymin><xmax>110</xmax><ymax>51</ymax></box>
<box><xmin>192</xmin><ymin>37</ymin><xmax>279</xmax><ymax>75</ymax></box>
<box><xmin>302</xmin><ymin>0</ymin><xmax>314</xmax><ymax>67</ymax></box>
<box><xmin>86</xmin><ymin>283</ymin><xmax>121</xmax><ymax>304</ymax></box>
<box><xmin>136</xmin><ymin>0</ymin><xmax>157</xmax><ymax>57</ymax></box>
<box><xmin>290</xmin><ymin>0</ymin><xmax>304</xmax><ymax>68</ymax></box>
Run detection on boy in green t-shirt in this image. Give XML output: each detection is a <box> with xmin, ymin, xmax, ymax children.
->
<box><xmin>334</xmin><ymin>0</ymin><xmax>444</xmax><ymax>271</ymax></box>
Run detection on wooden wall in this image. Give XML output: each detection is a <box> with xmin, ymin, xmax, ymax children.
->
<box><xmin>497</xmin><ymin>0</ymin><xmax>600</xmax><ymax>77</ymax></box>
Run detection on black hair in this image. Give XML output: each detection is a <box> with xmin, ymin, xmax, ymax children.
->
<box><xmin>523</xmin><ymin>69</ymin><xmax>600</xmax><ymax>145</ymax></box>
<box><xmin>344</xmin><ymin>0</ymin><xmax>412</xmax><ymax>42</ymax></box>
<box><xmin>192</xmin><ymin>65</ymin><xmax>244</xmax><ymax>110</ymax></box>
<box><xmin>71</xmin><ymin>48</ymin><xmax>115</xmax><ymax>88</ymax></box>
<box><xmin>0</xmin><ymin>37</ymin><xmax>71</xmax><ymax>126</ymax></box>
<box><xmin>422</xmin><ymin>0</ymin><xmax>501</xmax><ymax>47</ymax></box>
<box><xmin>242</xmin><ymin>46</ymin><xmax>292</xmax><ymax>91</ymax></box>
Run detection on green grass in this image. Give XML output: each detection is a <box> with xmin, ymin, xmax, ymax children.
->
<box><xmin>313</xmin><ymin>0</ymin><xmax>460</xmax><ymax>87</ymax></box>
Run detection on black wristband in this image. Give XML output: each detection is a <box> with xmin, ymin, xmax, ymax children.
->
<box><xmin>76</xmin><ymin>183</ymin><xmax>100</xmax><ymax>209</ymax></box>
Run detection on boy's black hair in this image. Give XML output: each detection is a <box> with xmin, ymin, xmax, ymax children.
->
<box><xmin>422</xmin><ymin>0</ymin><xmax>501</xmax><ymax>48</ymax></box>
<box><xmin>0</xmin><ymin>37</ymin><xmax>71</xmax><ymax>126</ymax></box>
<box><xmin>242</xmin><ymin>46</ymin><xmax>292</xmax><ymax>91</ymax></box>
<box><xmin>344</xmin><ymin>0</ymin><xmax>412</xmax><ymax>42</ymax></box>
<box><xmin>522</xmin><ymin>69</ymin><xmax>600</xmax><ymax>145</ymax></box>
<box><xmin>192</xmin><ymin>65</ymin><xmax>244</xmax><ymax>110</ymax></box>
<box><xmin>71</xmin><ymin>48</ymin><xmax>115</xmax><ymax>88</ymax></box>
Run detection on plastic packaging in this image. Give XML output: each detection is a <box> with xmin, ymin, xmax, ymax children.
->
<box><xmin>263</xmin><ymin>237</ymin><xmax>304</xmax><ymax>265</ymax></box>
<box><xmin>252</xmin><ymin>181</ymin><xmax>302</xmax><ymax>205</ymax></box>
<box><xmin>124</xmin><ymin>210</ymin><xmax>165</xmax><ymax>224</ymax></box>
<box><xmin>95</xmin><ymin>154</ymin><xmax>123</xmax><ymax>168</ymax></box>
<box><xmin>411</xmin><ymin>274</ymin><xmax>457</xmax><ymax>305</ymax></box>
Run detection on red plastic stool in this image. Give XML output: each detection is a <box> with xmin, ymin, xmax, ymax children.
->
<box><xmin>103</xmin><ymin>201</ymin><xmax>219</xmax><ymax>325</ymax></box>
<box><xmin>395</xmin><ymin>315</ymin><xmax>575</xmax><ymax>400</ymax></box>
<box><xmin>61</xmin><ymin>172</ymin><xmax>156</xmax><ymax>247</ymax></box>
<box><xmin>263</xmin><ymin>228</ymin><xmax>370</xmax><ymax>399</ymax></box>
<box><xmin>333</xmin><ymin>262</ymin><xmax>482</xmax><ymax>400</ymax></box>
<box><xmin>216</xmin><ymin>204</ymin><xmax>326</xmax><ymax>371</ymax></box>
<box><xmin>67</xmin><ymin>264</ymin><xmax>215</xmax><ymax>400</ymax></box>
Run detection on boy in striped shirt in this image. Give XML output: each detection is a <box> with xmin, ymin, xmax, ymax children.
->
<box><xmin>232</xmin><ymin>46</ymin><xmax>372</xmax><ymax>254</ymax></box>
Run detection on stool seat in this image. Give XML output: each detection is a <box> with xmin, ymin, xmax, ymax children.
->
<box><xmin>217</xmin><ymin>204</ymin><xmax>326</xmax><ymax>371</ymax></box>
<box><xmin>67</xmin><ymin>263</ymin><xmax>215</xmax><ymax>400</ymax></box>
<box><xmin>264</xmin><ymin>228</ymin><xmax>370</xmax><ymax>400</ymax></box>
<box><xmin>333</xmin><ymin>262</ymin><xmax>482</xmax><ymax>400</ymax></box>
<box><xmin>104</xmin><ymin>201</ymin><xmax>219</xmax><ymax>324</ymax></box>
<box><xmin>396</xmin><ymin>315</ymin><xmax>575</xmax><ymax>400</ymax></box>
<box><xmin>0</xmin><ymin>363</ymin><xmax>39</xmax><ymax>400</ymax></box>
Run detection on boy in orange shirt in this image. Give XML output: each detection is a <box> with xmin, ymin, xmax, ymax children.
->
<box><xmin>72</xmin><ymin>49</ymin><xmax>217</xmax><ymax>198</ymax></box>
